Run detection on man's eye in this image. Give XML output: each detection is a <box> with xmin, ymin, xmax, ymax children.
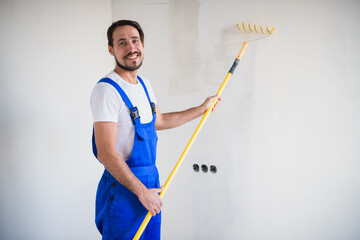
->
<box><xmin>119</xmin><ymin>42</ymin><xmax>126</xmax><ymax>46</ymax></box>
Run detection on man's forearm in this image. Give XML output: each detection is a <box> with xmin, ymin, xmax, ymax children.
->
<box><xmin>98</xmin><ymin>151</ymin><xmax>147</xmax><ymax>197</ymax></box>
<box><xmin>98</xmin><ymin>151</ymin><xmax>163</xmax><ymax>215</ymax></box>
<box><xmin>156</xmin><ymin>105</ymin><xmax>206</xmax><ymax>130</ymax></box>
<box><xmin>155</xmin><ymin>95</ymin><xmax>219</xmax><ymax>130</ymax></box>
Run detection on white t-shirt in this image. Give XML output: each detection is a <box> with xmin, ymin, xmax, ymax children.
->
<box><xmin>90</xmin><ymin>71</ymin><xmax>157</xmax><ymax>160</ymax></box>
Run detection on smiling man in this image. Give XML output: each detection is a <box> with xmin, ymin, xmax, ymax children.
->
<box><xmin>90</xmin><ymin>20</ymin><xmax>219</xmax><ymax>240</ymax></box>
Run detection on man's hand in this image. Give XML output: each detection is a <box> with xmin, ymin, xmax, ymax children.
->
<box><xmin>138</xmin><ymin>186</ymin><xmax>164</xmax><ymax>216</ymax></box>
<box><xmin>201</xmin><ymin>95</ymin><xmax>221</xmax><ymax>113</ymax></box>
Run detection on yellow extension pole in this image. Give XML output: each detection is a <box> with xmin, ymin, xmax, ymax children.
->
<box><xmin>133</xmin><ymin>41</ymin><xmax>248</xmax><ymax>240</ymax></box>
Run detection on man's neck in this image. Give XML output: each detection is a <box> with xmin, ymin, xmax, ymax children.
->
<box><xmin>114</xmin><ymin>66</ymin><xmax>138</xmax><ymax>84</ymax></box>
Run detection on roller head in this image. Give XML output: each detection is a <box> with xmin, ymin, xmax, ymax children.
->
<box><xmin>237</xmin><ymin>22</ymin><xmax>274</xmax><ymax>35</ymax></box>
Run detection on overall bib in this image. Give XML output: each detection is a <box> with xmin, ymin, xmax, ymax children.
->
<box><xmin>92</xmin><ymin>76</ymin><xmax>161</xmax><ymax>240</ymax></box>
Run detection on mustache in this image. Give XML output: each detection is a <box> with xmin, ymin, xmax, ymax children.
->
<box><xmin>124</xmin><ymin>51</ymin><xmax>140</xmax><ymax>58</ymax></box>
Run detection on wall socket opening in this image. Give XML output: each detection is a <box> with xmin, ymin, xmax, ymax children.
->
<box><xmin>193</xmin><ymin>164</ymin><xmax>217</xmax><ymax>174</ymax></box>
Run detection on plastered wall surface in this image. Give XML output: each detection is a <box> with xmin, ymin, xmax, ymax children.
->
<box><xmin>1</xmin><ymin>0</ymin><xmax>359</xmax><ymax>239</ymax></box>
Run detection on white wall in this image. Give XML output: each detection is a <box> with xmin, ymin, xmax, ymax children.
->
<box><xmin>1</xmin><ymin>0</ymin><xmax>360</xmax><ymax>239</ymax></box>
<box><xmin>0</xmin><ymin>0</ymin><xmax>112</xmax><ymax>239</ymax></box>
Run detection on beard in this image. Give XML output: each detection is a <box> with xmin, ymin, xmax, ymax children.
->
<box><xmin>115</xmin><ymin>54</ymin><xmax>143</xmax><ymax>72</ymax></box>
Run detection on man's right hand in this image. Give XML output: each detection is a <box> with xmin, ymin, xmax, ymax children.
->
<box><xmin>138</xmin><ymin>186</ymin><xmax>164</xmax><ymax>216</ymax></box>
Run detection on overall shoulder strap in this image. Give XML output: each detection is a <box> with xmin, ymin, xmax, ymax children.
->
<box><xmin>137</xmin><ymin>76</ymin><xmax>152</xmax><ymax>102</ymax></box>
<box><xmin>98</xmin><ymin>78</ymin><xmax>140</xmax><ymax>124</ymax></box>
<box><xmin>92</xmin><ymin>126</ymin><xmax>98</xmax><ymax>159</ymax></box>
<box><xmin>137</xmin><ymin>76</ymin><xmax>156</xmax><ymax>115</ymax></box>
<box><xmin>92</xmin><ymin>78</ymin><xmax>140</xmax><ymax>160</ymax></box>
<box><xmin>98</xmin><ymin>78</ymin><xmax>133</xmax><ymax>108</ymax></box>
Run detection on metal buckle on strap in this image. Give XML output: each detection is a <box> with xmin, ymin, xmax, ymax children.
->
<box><xmin>150</xmin><ymin>102</ymin><xmax>156</xmax><ymax>115</ymax></box>
<box><xmin>130</xmin><ymin>107</ymin><xmax>140</xmax><ymax>122</ymax></box>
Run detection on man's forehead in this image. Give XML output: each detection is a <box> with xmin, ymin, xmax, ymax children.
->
<box><xmin>113</xmin><ymin>25</ymin><xmax>140</xmax><ymax>39</ymax></box>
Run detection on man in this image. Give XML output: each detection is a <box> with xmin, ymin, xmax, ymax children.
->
<box><xmin>91</xmin><ymin>20</ymin><xmax>219</xmax><ymax>240</ymax></box>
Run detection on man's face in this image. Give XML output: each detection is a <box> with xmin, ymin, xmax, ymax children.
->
<box><xmin>109</xmin><ymin>25</ymin><xmax>144</xmax><ymax>71</ymax></box>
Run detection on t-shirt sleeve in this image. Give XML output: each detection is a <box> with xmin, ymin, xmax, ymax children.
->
<box><xmin>90</xmin><ymin>83</ymin><xmax>121</xmax><ymax>122</ymax></box>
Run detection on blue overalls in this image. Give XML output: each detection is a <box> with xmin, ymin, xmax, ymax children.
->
<box><xmin>92</xmin><ymin>76</ymin><xmax>161</xmax><ymax>240</ymax></box>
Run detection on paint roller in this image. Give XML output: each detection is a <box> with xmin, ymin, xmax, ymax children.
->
<box><xmin>133</xmin><ymin>22</ymin><xmax>274</xmax><ymax>240</ymax></box>
<box><xmin>237</xmin><ymin>22</ymin><xmax>274</xmax><ymax>35</ymax></box>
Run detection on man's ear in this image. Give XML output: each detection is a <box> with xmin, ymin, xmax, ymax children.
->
<box><xmin>108</xmin><ymin>45</ymin><xmax>114</xmax><ymax>56</ymax></box>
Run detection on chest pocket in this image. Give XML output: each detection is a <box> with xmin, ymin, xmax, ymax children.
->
<box><xmin>135</xmin><ymin>124</ymin><xmax>157</xmax><ymax>141</ymax></box>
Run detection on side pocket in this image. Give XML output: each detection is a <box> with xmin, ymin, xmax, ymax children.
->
<box><xmin>108</xmin><ymin>196</ymin><xmax>115</xmax><ymax>214</ymax></box>
<box><xmin>107</xmin><ymin>182</ymin><xmax>118</xmax><ymax>215</ymax></box>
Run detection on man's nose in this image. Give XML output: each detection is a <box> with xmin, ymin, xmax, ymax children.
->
<box><xmin>126</xmin><ymin>42</ymin><xmax>136</xmax><ymax>52</ymax></box>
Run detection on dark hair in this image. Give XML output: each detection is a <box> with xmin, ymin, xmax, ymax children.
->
<box><xmin>107</xmin><ymin>20</ymin><xmax>144</xmax><ymax>47</ymax></box>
